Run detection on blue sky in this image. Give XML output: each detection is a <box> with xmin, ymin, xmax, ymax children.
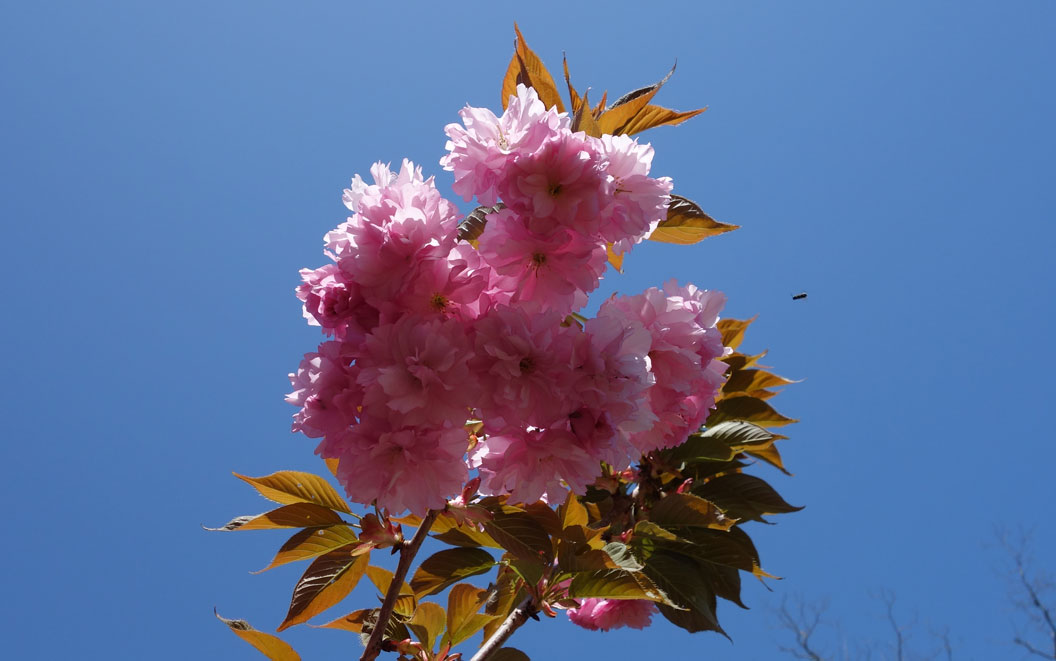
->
<box><xmin>2</xmin><ymin>2</ymin><xmax>1054</xmax><ymax>659</ymax></box>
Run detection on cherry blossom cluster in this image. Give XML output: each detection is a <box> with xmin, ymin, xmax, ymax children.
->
<box><xmin>286</xmin><ymin>85</ymin><xmax>729</xmax><ymax>515</ymax></box>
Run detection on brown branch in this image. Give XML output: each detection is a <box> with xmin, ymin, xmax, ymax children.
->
<box><xmin>999</xmin><ymin>527</ymin><xmax>1056</xmax><ymax>659</ymax></box>
<box><xmin>360</xmin><ymin>509</ymin><xmax>440</xmax><ymax>661</ymax></box>
<box><xmin>880</xmin><ymin>590</ymin><xmax>905</xmax><ymax>661</ymax></box>
<box><xmin>469</xmin><ymin>596</ymin><xmax>536</xmax><ymax>661</ymax></box>
<box><xmin>776</xmin><ymin>596</ymin><xmax>829</xmax><ymax>661</ymax></box>
<box><xmin>1013</xmin><ymin>636</ymin><xmax>1056</xmax><ymax>660</ymax></box>
<box><xmin>1017</xmin><ymin>565</ymin><xmax>1056</xmax><ymax>658</ymax></box>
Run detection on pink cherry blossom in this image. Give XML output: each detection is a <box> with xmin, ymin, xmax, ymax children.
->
<box><xmin>324</xmin><ymin>160</ymin><xmax>461</xmax><ymax>303</ymax></box>
<box><xmin>578</xmin><ymin>310</ymin><xmax>656</xmax><ymax>435</ymax></box>
<box><xmin>497</xmin><ymin>132</ymin><xmax>608</xmax><ymax>235</ymax></box>
<box><xmin>470</xmin><ymin>426</ymin><xmax>599</xmax><ymax>504</ymax></box>
<box><xmin>477</xmin><ymin>209</ymin><xmax>607</xmax><ymax>315</ymax></box>
<box><xmin>567</xmin><ymin>598</ymin><xmax>657</xmax><ymax>631</ymax></box>
<box><xmin>286</xmin><ymin>341</ymin><xmax>361</xmax><ymax>439</ymax></box>
<box><xmin>342</xmin><ymin>160</ymin><xmax>426</xmax><ymax>213</ymax></box>
<box><xmin>592</xmin><ymin>134</ymin><xmax>673</xmax><ymax>252</ymax></box>
<box><xmin>379</xmin><ymin>243</ymin><xmax>490</xmax><ymax>323</ymax></box>
<box><xmin>441</xmin><ymin>85</ymin><xmax>570</xmax><ymax>205</ymax></box>
<box><xmin>356</xmin><ymin>314</ymin><xmax>476</xmax><ymax>426</ymax></box>
<box><xmin>318</xmin><ymin>415</ymin><xmax>470</xmax><ymax>515</ymax></box>
<box><xmin>602</xmin><ymin>280</ymin><xmax>729</xmax><ymax>452</ymax></box>
<box><xmin>471</xmin><ymin>305</ymin><xmax>580</xmax><ymax>429</ymax></box>
<box><xmin>296</xmin><ymin>263</ymin><xmax>379</xmax><ymax>343</ymax></box>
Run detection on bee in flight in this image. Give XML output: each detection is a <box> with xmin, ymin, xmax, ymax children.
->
<box><xmin>792</xmin><ymin>292</ymin><xmax>807</xmax><ymax>300</ymax></box>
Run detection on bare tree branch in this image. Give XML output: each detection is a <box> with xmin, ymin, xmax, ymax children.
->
<box><xmin>997</xmin><ymin>527</ymin><xmax>1056</xmax><ymax>660</ymax></box>
<box><xmin>879</xmin><ymin>589</ymin><xmax>906</xmax><ymax>661</ymax></box>
<box><xmin>929</xmin><ymin>624</ymin><xmax>954</xmax><ymax>661</ymax></box>
<box><xmin>775</xmin><ymin>595</ymin><xmax>830</xmax><ymax>661</ymax></box>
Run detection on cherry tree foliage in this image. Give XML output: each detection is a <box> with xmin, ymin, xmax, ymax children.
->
<box><xmin>212</xmin><ymin>27</ymin><xmax>801</xmax><ymax>661</ymax></box>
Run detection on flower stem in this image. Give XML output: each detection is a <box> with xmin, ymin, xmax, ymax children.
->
<box><xmin>469</xmin><ymin>596</ymin><xmax>536</xmax><ymax>661</ymax></box>
<box><xmin>359</xmin><ymin>509</ymin><xmax>440</xmax><ymax>661</ymax></box>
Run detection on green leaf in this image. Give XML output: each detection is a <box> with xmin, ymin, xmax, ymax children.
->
<box><xmin>557</xmin><ymin>539</ymin><xmax>617</xmax><ymax>573</ymax></box>
<box><xmin>602</xmin><ymin>542</ymin><xmax>643</xmax><ymax>571</ymax></box>
<box><xmin>445</xmin><ymin>584</ymin><xmax>497</xmax><ymax>646</ymax></box>
<box><xmin>313</xmin><ymin>608</ymin><xmax>373</xmax><ymax>632</ymax></box>
<box><xmin>647</xmin><ymin>195</ymin><xmax>739</xmax><ymax>245</ymax></box>
<box><xmin>253</xmin><ymin>525</ymin><xmax>361</xmax><ymax>573</ymax></box>
<box><xmin>277</xmin><ymin>545</ymin><xmax>370</xmax><ymax>631</ymax></box>
<box><xmin>693</xmin><ymin>473</ymin><xmax>803</xmax><ymax>522</ymax></box>
<box><xmin>215</xmin><ymin>610</ymin><xmax>301</xmax><ymax>661</ymax></box>
<box><xmin>409</xmin><ymin>548</ymin><xmax>496</xmax><ymax>598</ymax></box>
<box><xmin>703</xmin><ymin>421</ymin><xmax>777</xmax><ymax>448</ymax></box>
<box><xmin>648</xmin><ymin>493</ymin><xmax>732</xmax><ymax>532</ymax></box>
<box><xmin>392</xmin><ymin>595</ymin><xmax>417</xmax><ymax>619</ymax></box>
<box><xmin>707</xmin><ymin>395</ymin><xmax>798</xmax><ymax>428</ymax></box>
<box><xmin>235</xmin><ymin>471</ymin><xmax>351</xmax><ymax>513</ymax></box>
<box><xmin>671</xmin><ymin>422</ymin><xmax>778</xmax><ymax>464</ymax></box>
<box><xmin>568</xmin><ymin>570</ymin><xmax>675</xmax><ymax>605</ymax></box>
<box><xmin>365</xmin><ymin>566</ymin><xmax>414</xmax><ymax>598</ymax></box>
<box><xmin>523</xmin><ymin>502</ymin><xmax>563</xmax><ymax>539</ymax></box>
<box><xmin>723</xmin><ymin>368</ymin><xmax>796</xmax><ymax>395</ymax></box>
<box><xmin>420</xmin><ymin>512</ymin><xmax>500</xmax><ymax>548</ymax></box>
<box><xmin>722</xmin><ymin>351</ymin><xmax>767</xmax><ymax>373</ymax></box>
<box><xmin>558</xmin><ymin>491</ymin><xmax>588</xmax><ymax>529</ymax></box>
<box><xmin>637</xmin><ymin>522</ymin><xmax>759</xmax><ymax>574</ymax></box>
<box><xmin>747</xmin><ymin>443</ymin><xmax>792</xmax><ymax>475</ymax></box>
<box><xmin>484</xmin><ymin>507</ymin><xmax>553</xmax><ymax>562</ymax></box>
<box><xmin>701</xmin><ymin>562</ymin><xmax>747</xmax><ymax>608</ymax></box>
<box><xmin>315</xmin><ymin>608</ymin><xmax>411</xmax><ymax>646</ymax></box>
<box><xmin>658</xmin><ymin>602</ymin><xmax>724</xmax><ymax>635</ymax></box>
<box><xmin>434</xmin><ymin>527</ymin><xmax>501</xmax><ymax>548</ymax></box>
<box><xmin>508</xmin><ymin>556</ymin><xmax>546</xmax><ymax>587</ymax></box>
<box><xmin>669</xmin><ymin>436</ymin><xmax>738</xmax><ymax>463</ymax></box>
<box><xmin>644</xmin><ymin>550</ymin><xmax>725</xmax><ymax>636</ymax></box>
<box><xmin>205</xmin><ymin>503</ymin><xmax>345</xmax><ymax>531</ymax></box>
<box><xmin>407</xmin><ymin>602</ymin><xmax>446</xmax><ymax>654</ymax></box>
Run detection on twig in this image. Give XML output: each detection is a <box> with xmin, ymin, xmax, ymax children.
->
<box><xmin>1013</xmin><ymin>636</ymin><xmax>1056</xmax><ymax>660</ymax></box>
<box><xmin>775</xmin><ymin>596</ymin><xmax>828</xmax><ymax>661</ymax></box>
<box><xmin>1016</xmin><ymin>563</ymin><xmax>1056</xmax><ymax>658</ymax></box>
<box><xmin>469</xmin><ymin>596</ymin><xmax>536</xmax><ymax>661</ymax></box>
<box><xmin>999</xmin><ymin>527</ymin><xmax>1056</xmax><ymax>659</ymax></box>
<box><xmin>360</xmin><ymin>509</ymin><xmax>440</xmax><ymax>661</ymax></box>
<box><xmin>880</xmin><ymin>590</ymin><xmax>905</xmax><ymax>661</ymax></box>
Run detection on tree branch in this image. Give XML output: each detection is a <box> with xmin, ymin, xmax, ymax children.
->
<box><xmin>1014</xmin><ymin>636</ymin><xmax>1056</xmax><ymax>660</ymax></box>
<box><xmin>360</xmin><ymin>509</ymin><xmax>440</xmax><ymax>661</ymax></box>
<box><xmin>1017</xmin><ymin>565</ymin><xmax>1056</xmax><ymax>658</ymax></box>
<box><xmin>469</xmin><ymin>596</ymin><xmax>536</xmax><ymax>661</ymax></box>
<box><xmin>775</xmin><ymin>596</ymin><xmax>828</xmax><ymax>661</ymax></box>
<box><xmin>880</xmin><ymin>590</ymin><xmax>905</xmax><ymax>661</ymax></box>
<box><xmin>999</xmin><ymin>527</ymin><xmax>1056</xmax><ymax>659</ymax></box>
